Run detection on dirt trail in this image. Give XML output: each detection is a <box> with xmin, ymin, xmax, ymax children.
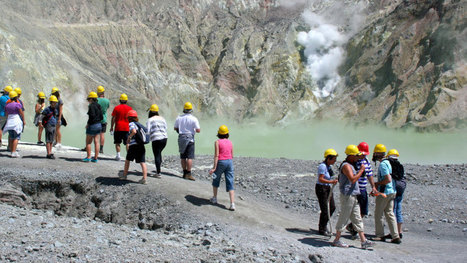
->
<box><xmin>1</xmin><ymin>142</ymin><xmax>467</xmax><ymax>262</ymax></box>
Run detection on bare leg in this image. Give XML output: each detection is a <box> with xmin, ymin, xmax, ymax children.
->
<box><xmin>212</xmin><ymin>187</ymin><xmax>218</xmax><ymax>198</ymax></box>
<box><xmin>141</xmin><ymin>162</ymin><xmax>147</xmax><ymax>181</ymax></box>
<box><xmin>333</xmin><ymin>231</ymin><xmax>342</xmax><ymax>242</ymax></box>
<box><xmin>56</xmin><ymin>125</ymin><xmax>61</xmax><ymax>144</ymax></box>
<box><xmin>38</xmin><ymin>124</ymin><xmax>44</xmax><ymax>142</ymax></box>
<box><xmin>123</xmin><ymin>160</ymin><xmax>130</xmax><ymax>177</ymax></box>
<box><xmin>85</xmin><ymin>135</ymin><xmax>92</xmax><ymax>158</ymax></box>
<box><xmin>46</xmin><ymin>143</ymin><xmax>53</xmax><ymax>155</ymax></box>
<box><xmin>181</xmin><ymin>159</ymin><xmax>187</xmax><ymax>170</ymax></box>
<box><xmin>100</xmin><ymin>132</ymin><xmax>105</xmax><ymax>149</ymax></box>
<box><xmin>358</xmin><ymin>231</ymin><xmax>367</xmax><ymax>242</ymax></box>
<box><xmin>11</xmin><ymin>139</ymin><xmax>18</xmax><ymax>153</ymax></box>
<box><xmin>115</xmin><ymin>144</ymin><xmax>121</xmax><ymax>155</ymax></box>
<box><xmin>186</xmin><ymin>159</ymin><xmax>193</xmax><ymax>171</ymax></box>
<box><xmin>93</xmin><ymin>135</ymin><xmax>100</xmax><ymax>159</ymax></box>
<box><xmin>229</xmin><ymin>190</ymin><xmax>235</xmax><ymax>204</ymax></box>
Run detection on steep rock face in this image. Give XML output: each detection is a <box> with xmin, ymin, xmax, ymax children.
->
<box><xmin>0</xmin><ymin>0</ymin><xmax>465</xmax><ymax>130</ymax></box>
<box><xmin>318</xmin><ymin>0</ymin><xmax>466</xmax><ymax>130</ymax></box>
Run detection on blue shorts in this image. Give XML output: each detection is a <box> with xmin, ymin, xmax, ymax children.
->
<box><xmin>8</xmin><ymin>130</ymin><xmax>21</xmax><ymax>140</ymax></box>
<box><xmin>86</xmin><ymin>123</ymin><xmax>102</xmax><ymax>136</ymax></box>
<box><xmin>212</xmin><ymin>159</ymin><xmax>234</xmax><ymax>191</ymax></box>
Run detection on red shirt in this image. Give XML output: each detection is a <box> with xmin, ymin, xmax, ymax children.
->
<box><xmin>111</xmin><ymin>104</ymin><xmax>132</xmax><ymax>131</ymax></box>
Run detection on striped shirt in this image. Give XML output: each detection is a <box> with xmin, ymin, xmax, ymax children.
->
<box><xmin>356</xmin><ymin>157</ymin><xmax>374</xmax><ymax>192</ymax></box>
<box><xmin>146</xmin><ymin>116</ymin><xmax>168</xmax><ymax>141</ymax></box>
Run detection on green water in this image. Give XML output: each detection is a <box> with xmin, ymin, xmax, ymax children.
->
<box><xmin>19</xmin><ymin>110</ymin><xmax>467</xmax><ymax>164</ymax></box>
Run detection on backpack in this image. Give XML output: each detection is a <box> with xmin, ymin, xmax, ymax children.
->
<box><xmin>134</xmin><ymin>122</ymin><xmax>150</xmax><ymax>144</ymax></box>
<box><xmin>387</xmin><ymin>158</ymin><xmax>406</xmax><ymax>196</ymax></box>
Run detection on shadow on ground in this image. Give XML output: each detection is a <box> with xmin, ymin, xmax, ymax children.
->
<box><xmin>96</xmin><ymin>176</ymin><xmax>134</xmax><ymax>186</ymax></box>
<box><xmin>185</xmin><ymin>195</ymin><xmax>227</xmax><ymax>210</ymax></box>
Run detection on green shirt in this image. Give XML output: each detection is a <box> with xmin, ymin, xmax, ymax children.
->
<box><xmin>97</xmin><ymin>97</ymin><xmax>110</xmax><ymax>124</ymax></box>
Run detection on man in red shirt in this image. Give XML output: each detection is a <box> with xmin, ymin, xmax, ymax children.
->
<box><xmin>110</xmin><ymin>94</ymin><xmax>132</xmax><ymax>161</ymax></box>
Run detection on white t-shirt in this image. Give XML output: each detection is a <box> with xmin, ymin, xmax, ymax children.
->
<box><xmin>174</xmin><ymin>113</ymin><xmax>200</xmax><ymax>136</ymax></box>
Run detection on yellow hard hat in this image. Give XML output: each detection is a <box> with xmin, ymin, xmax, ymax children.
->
<box><xmin>149</xmin><ymin>104</ymin><xmax>159</xmax><ymax>112</ymax></box>
<box><xmin>9</xmin><ymin>91</ymin><xmax>18</xmax><ymax>99</ymax></box>
<box><xmin>88</xmin><ymin>91</ymin><xmax>98</xmax><ymax>99</ymax></box>
<box><xmin>4</xmin><ymin>86</ymin><xmax>13</xmax><ymax>93</ymax></box>
<box><xmin>51</xmin><ymin>87</ymin><xmax>59</xmax><ymax>93</ymax></box>
<box><xmin>387</xmin><ymin>149</ymin><xmax>400</xmax><ymax>157</ymax></box>
<box><xmin>14</xmin><ymin>87</ymin><xmax>22</xmax><ymax>95</ymax></box>
<box><xmin>120</xmin><ymin>93</ymin><xmax>128</xmax><ymax>101</ymax></box>
<box><xmin>49</xmin><ymin>95</ymin><xmax>58</xmax><ymax>102</ymax></box>
<box><xmin>97</xmin><ymin>85</ymin><xmax>105</xmax><ymax>93</ymax></box>
<box><xmin>373</xmin><ymin>144</ymin><xmax>387</xmax><ymax>153</ymax></box>
<box><xmin>184</xmin><ymin>101</ymin><xmax>193</xmax><ymax>110</ymax></box>
<box><xmin>324</xmin><ymin>148</ymin><xmax>338</xmax><ymax>158</ymax></box>
<box><xmin>38</xmin><ymin>92</ymin><xmax>46</xmax><ymax>99</ymax></box>
<box><xmin>345</xmin><ymin>145</ymin><xmax>362</xmax><ymax>156</ymax></box>
<box><xmin>218</xmin><ymin>125</ymin><xmax>229</xmax><ymax>135</ymax></box>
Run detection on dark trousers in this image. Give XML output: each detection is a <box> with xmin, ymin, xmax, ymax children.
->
<box><xmin>151</xmin><ymin>138</ymin><xmax>167</xmax><ymax>173</ymax></box>
<box><xmin>315</xmin><ymin>184</ymin><xmax>336</xmax><ymax>232</ymax></box>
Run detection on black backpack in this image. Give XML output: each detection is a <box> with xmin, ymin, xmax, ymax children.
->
<box><xmin>134</xmin><ymin>122</ymin><xmax>149</xmax><ymax>144</ymax></box>
<box><xmin>387</xmin><ymin>158</ymin><xmax>405</xmax><ymax>180</ymax></box>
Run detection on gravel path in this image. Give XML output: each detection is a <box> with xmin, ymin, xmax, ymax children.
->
<box><xmin>0</xmin><ymin>142</ymin><xmax>466</xmax><ymax>262</ymax></box>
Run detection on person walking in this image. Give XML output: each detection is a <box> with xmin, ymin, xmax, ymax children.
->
<box><xmin>209</xmin><ymin>125</ymin><xmax>235</xmax><ymax>211</ymax></box>
<box><xmin>0</xmin><ymin>86</ymin><xmax>13</xmax><ymax>147</ymax></box>
<box><xmin>2</xmin><ymin>91</ymin><xmax>25</xmax><ymax>158</ymax></box>
<box><xmin>331</xmin><ymin>145</ymin><xmax>373</xmax><ymax>249</ymax></box>
<box><xmin>34</xmin><ymin>92</ymin><xmax>46</xmax><ymax>145</ymax></box>
<box><xmin>120</xmin><ymin>110</ymin><xmax>148</xmax><ymax>184</ymax></box>
<box><xmin>82</xmin><ymin>92</ymin><xmax>103</xmax><ymax>163</ymax></box>
<box><xmin>51</xmin><ymin>87</ymin><xmax>64</xmax><ymax>149</ymax></box>
<box><xmin>371</xmin><ymin>144</ymin><xmax>401</xmax><ymax>244</ymax></box>
<box><xmin>146</xmin><ymin>104</ymin><xmax>167</xmax><ymax>178</ymax></box>
<box><xmin>174</xmin><ymin>102</ymin><xmax>200</xmax><ymax>181</ymax></box>
<box><xmin>96</xmin><ymin>85</ymin><xmax>110</xmax><ymax>154</ymax></box>
<box><xmin>315</xmin><ymin>148</ymin><xmax>338</xmax><ymax>236</ymax></box>
<box><xmin>110</xmin><ymin>94</ymin><xmax>132</xmax><ymax>161</ymax></box>
<box><xmin>42</xmin><ymin>95</ymin><xmax>59</xmax><ymax>159</ymax></box>
<box><xmin>346</xmin><ymin>142</ymin><xmax>377</xmax><ymax>239</ymax></box>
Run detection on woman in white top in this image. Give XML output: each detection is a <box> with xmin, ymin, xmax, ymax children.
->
<box><xmin>146</xmin><ymin>104</ymin><xmax>167</xmax><ymax>178</ymax></box>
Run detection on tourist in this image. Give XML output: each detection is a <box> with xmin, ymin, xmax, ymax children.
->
<box><xmin>42</xmin><ymin>95</ymin><xmax>59</xmax><ymax>159</ymax></box>
<box><xmin>110</xmin><ymin>93</ymin><xmax>132</xmax><ymax>161</ymax></box>
<box><xmin>146</xmin><ymin>104</ymin><xmax>167</xmax><ymax>178</ymax></box>
<box><xmin>34</xmin><ymin>92</ymin><xmax>46</xmax><ymax>145</ymax></box>
<box><xmin>0</xmin><ymin>86</ymin><xmax>13</xmax><ymax>147</ymax></box>
<box><xmin>174</xmin><ymin>102</ymin><xmax>200</xmax><ymax>180</ymax></box>
<box><xmin>331</xmin><ymin>145</ymin><xmax>373</xmax><ymax>249</ymax></box>
<box><xmin>2</xmin><ymin>91</ymin><xmax>25</xmax><ymax>158</ymax></box>
<box><xmin>120</xmin><ymin>110</ymin><xmax>147</xmax><ymax>184</ymax></box>
<box><xmin>96</xmin><ymin>85</ymin><xmax>110</xmax><ymax>154</ymax></box>
<box><xmin>51</xmin><ymin>87</ymin><xmax>65</xmax><ymax>149</ymax></box>
<box><xmin>371</xmin><ymin>144</ymin><xmax>401</xmax><ymax>244</ymax></box>
<box><xmin>208</xmin><ymin>125</ymin><xmax>235</xmax><ymax>211</ymax></box>
<box><xmin>315</xmin><ymin>148</ymin><xmax>338</xmax><ymax>236</ymax></box>
<box><xmin>82</xmin><ymin>92</ymin><xmax>103</xmax><ymax>163</ymax></box>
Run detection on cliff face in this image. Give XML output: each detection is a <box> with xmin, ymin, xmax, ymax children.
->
<box><xmin>0</xmin><ymin>0</ymin><xmax>465</xmax><ymax>130</ymax></box>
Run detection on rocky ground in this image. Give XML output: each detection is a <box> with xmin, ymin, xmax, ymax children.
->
<box><xmin>0</xmin><ymin>142</ymin><xmax>466</xmax><ymax>262</ymax></box>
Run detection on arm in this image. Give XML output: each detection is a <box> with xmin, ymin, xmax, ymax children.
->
<box><xmin>57</xmin><ymin>104</ymin><xmax>63</xmax><ymax>123</ymax></box>
<box><xmin>368</xmin><ymin>175</ymin><xmax>377</xmax><ymax>193</ymax></box>
<box><xmin>35</xmin><ymin>103</ymin><xmax>42</xmax><ymax>114</ymax></box>
<box><xmin>110</xmin><ymin>116</ymin><xmax>115</xmax><ymax>132</ymax></box>
<box><xmin>195</xmin><ymin>128</ymin><xmax>200</xmax><ymax>133</ymax></box>
<box><xmin>375</xmin><ymin>174</ymin><xmax>392</xmax><ymax>187</ymax></box>
<box><xmin>126</xmin><ymin>128</ymin><xmax>137</xmax><ymax>145</ymax></box>
<box><xmin>318</xmin><ymin>174</ymin><xmax>338</xmax><ymax>185</ymax></box>
<box><xmin>19</xmin><ymin>108</ymin><xmax>25</xmax><ymax>126</ymax></box>
<box><xmin>342</xmin><ymin>163</ymin><xmax>365</xmax><ymax>184</ymax></box>
<box><xmin>209</xmin><ymin>141</ymin><xmax>220</xmax><ymax>175</ymax></box>
<box><xmin>174</xmin><ymin>127</ymin><xmax>179</xmax><ymax>133</ymax></box>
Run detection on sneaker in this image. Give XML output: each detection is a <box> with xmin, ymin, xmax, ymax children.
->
<box><xmin>229</xmin><ymin>203</ymin><xmax>236</xmax><ymax>211</ymax></box>
<box><xmin>115</xmin><ymin>155</ymin><xmax>121</xmax><ymax>161</ymax></box>
<box><xmin>391</xmin><ymin>238</ymin><xmax>401</xmax><ymax>244</ymax></box>
<box><xmin>331</xmin><ymin>240</ymin><xmax>349</xmax><ymax>248</ymax></box>
<box><xmin>46</xmin><ymin>154</ymin><xmax>56</xmax><ymax>159</ymax></box>
<box><xmin>55</xmin><ymin>143</ymin><xmax>62</xmax><ymax>149</ymax></box>
<box><xmin>210</xmin><ymin>197</ymin><xmax>217</xmax><ymax>204</ymax></box>
<box><xmin>11</xmin><ymin>152</ymin><xmax>20</xmax><ymax>158</ymax></box>
<box><xmin>318</xmin><ymin>230</ymin><xmax>331</xmax><ymax>236</ymax></box>
<box><xmin>153</xmin><ymin>173</ymin><xmax>161</xmax><ymax>179</ymax></box>
<box><xmin>346</xmin><ymin>223</ymin><xmax>357</xmax><ymax>235</ymax></box>
<box><xmin>80</xmin><ymin>147</ymin><xmax>86</xmax><ymax>151</ymax></box>
<box><xmin>99</xmin><ymin>149</ymin><xmax>104</xmax><ymax>154</ymax></box>
<box><xmin>351</xmin><ymin>233</ymin><xmax>359</xmax><ymax>240</ymax></box>
<box><xmin>139</xmin><ymin>179</ymin><xmax>147</xmax><ymax>185</ymax></box>
<box><xmin>118</xmin><ymin>174</ymin><xmax>127</xmax><ymax>180</ymax></box>
<box><xmin>37</xmin><ymin>141</ymin><xmax>45</xmax><ymax>145</ymax></box>
<box><xmin>91</xmin><ymin>158</ymin><xmax>98</xmax><ymax>163</ymax></box>
<box><xmin>82</xmin><ymin>157</ymin><xmax>91</xmax><ymax>162</ymax></box>
<box><xmin>361</xmin><ymin>240</ymin><xmax>374</xmax><ymax>249</ymax></box>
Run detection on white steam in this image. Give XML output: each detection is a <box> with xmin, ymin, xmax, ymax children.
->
<box><xmin>295</xmin><ymin>2</ymin><xmax>368</xmax><ymax>99</ymax></box>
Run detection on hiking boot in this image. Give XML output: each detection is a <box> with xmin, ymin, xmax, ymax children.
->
<box><xmin>229</xmin><ymin>203</ymin><xmax>236</xmax><ymax>211</ymax></box>
<box><xmin>210</xmin><ymin>197</ymin><xmax>217</xmax><ymax>204</ymax></box>
<box><xmin>391</xmin><ymin>238</ymin><xmax>402</xmax><ymax>244</ymax></box>
<box><xmin>361</xmin><ymin>240</ymin><xmax>374</xmax><ymax>249</ymax></box>
<box><xmin>185</xmin><ymin>172</ymin><xmax>195</xmax><ymax>181</ymax></box>
<box><xmin>331</xmin><ymin>240</ymin><xmax>349</xmax><ymax>248</ymax></box>
<box><xmin>371</xmin><ymin>236</ymin><xmax>386</xmax><ymax>242</ymax></box>
<box><xmin>139</xmin><ymin>179</ymin><xmax>147</xmax><ymax>185</ymax></box>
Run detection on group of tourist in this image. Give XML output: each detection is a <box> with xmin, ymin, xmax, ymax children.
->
<box><xmin>0</xmin><ymin>85</ymin><xmax>236</xmax><ymax>211</ymax></box>
<box><xmin>315</xmin><ymin>143</ymin><xmax>406</xmax><ymax>249</ymax></box>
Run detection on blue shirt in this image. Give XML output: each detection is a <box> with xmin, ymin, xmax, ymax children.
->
<box><xmin>42</xmin><ymin>106</ymin><xmax>58</xmax><ymax>126</ymax></box>
<box><xmin>356</xmin><ymin>157</ymin><xmax>374</xmax><ymax>191</ymax></box>
<box><xmin>0</xmin><ymin>94</ymin><xmax>9</xmax><ymax>116</ymax></box>
<box><xmin>316</xmin><ymin>162</ymin><xmax>333</xmax><ymax>186</ymax></box>
<box><xmin>378</xmin><ymin>160</ymin><xmax>396</xmax><ymax>195</ymax></box>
